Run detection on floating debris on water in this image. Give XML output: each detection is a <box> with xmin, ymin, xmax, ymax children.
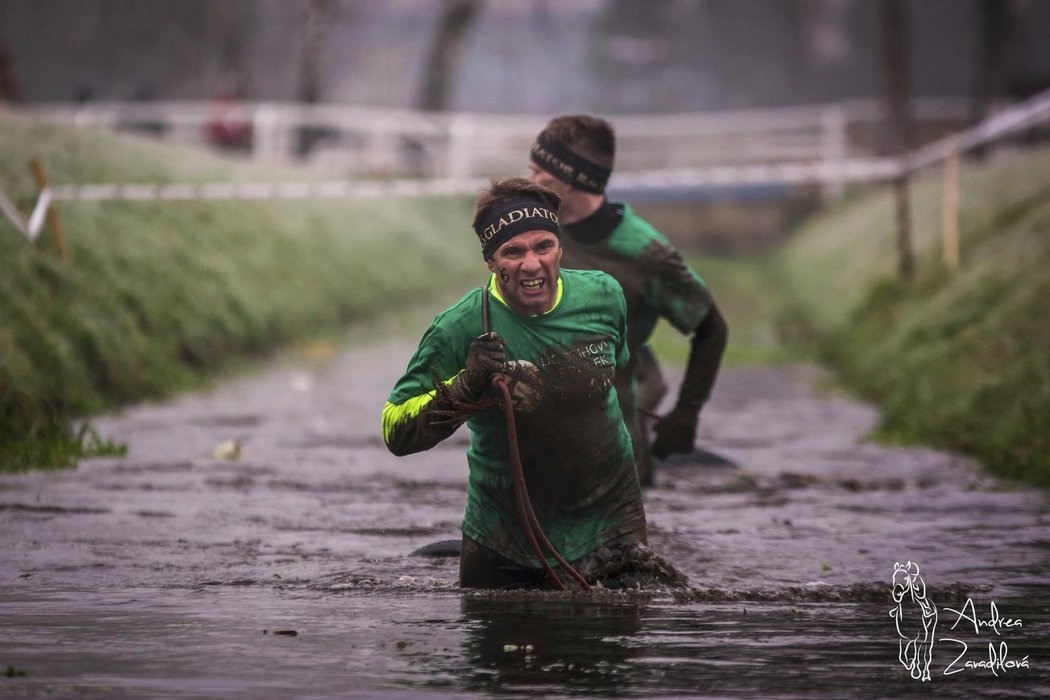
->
<box><xmin>502</xmin><ymin>643</ymin><xmax>535</xmax><ymax>653</ymax></box>
<box><xmin>212</xmin><ymin>439</ymin><xmax>241</xmax><ymax>461</ymax></box>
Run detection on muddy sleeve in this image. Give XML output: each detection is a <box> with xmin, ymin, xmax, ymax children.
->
<box><xmin>675</xmin><ymin>302</ymin><xmax>728</xmax><ymax>413</ymax></box>
<box><xmin>647</xmin><ymin>241</ymin><xmax>713</xmax><ymax>334</ymax></box>
<box><xmin>612</xmin><ymin>278</ymin><xmax>630</xmax><ymax>371</ymax></box>
<box><xmin>382</xmin><ymin>325</ymin><xmax>481</xmax><ymax>457</ymax></box>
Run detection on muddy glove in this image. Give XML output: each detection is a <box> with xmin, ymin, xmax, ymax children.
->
<box><xmin>650</xmin><ymin>406</ymin><xmax>699</xmax><ymax>459</ymax></box>
<box><xmin>463</xmin><ymin>332</ymin><xmax>505</xmax><ymax>398</ymax></box>
<box><xmin>650</xmin><ymin>306</ymin><xmax>727</xmax><ymax>460</ymax></box>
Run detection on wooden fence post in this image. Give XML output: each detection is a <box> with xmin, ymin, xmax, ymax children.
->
<box><xmin>893</xmin><ymin>174</ymin><xmax>914</xmax><ymax>281</ymax></box>
<box><xmin>29</xmin><ymin>156</ymin><xmax>69</xmax><ymax>260</ymax></box>
<box><xmin>941</xmin><ymin>138</ymin><xmax>961</xmax><ymax>271</ymax></box>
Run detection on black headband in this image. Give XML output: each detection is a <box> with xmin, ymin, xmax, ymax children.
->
<box><xmin>474</xmin><ymin>198</ymin><xmax>560</xmax><ymax>260</ymax></box>
<box><xmin>529</xmin><ymin>132</ymin><xmax>611</xmax><ymax>195</ymax></box>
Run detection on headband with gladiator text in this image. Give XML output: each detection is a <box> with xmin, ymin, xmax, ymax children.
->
<box><xmin>529</xmin><ymin>131</ymin><xmax>611</xmax><ymax>195</ymax></box>
<box><xmin>474</xmin><ymin>198</ymin><xmax>560</xmax><ymax>260</ymax></box>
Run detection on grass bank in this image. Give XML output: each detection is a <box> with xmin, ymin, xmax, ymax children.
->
<box><xmin>778</xmin><ymin>145</ymin><xmax>1050</xmax><ymax>486</ymax></box>
<box><xmin>649</xmin><ymin>252</ymin><xmax>801</xmax><ymax>366</ymax></box>
<box><xmin>5</xmin><ymin>112</ymin><xmax>1046</xmax><ymax>487</ymax></box>
<box><xmin>0</xmin><ymin>112</ymin><xmax>478</xmax><ymax>471</ymax></box>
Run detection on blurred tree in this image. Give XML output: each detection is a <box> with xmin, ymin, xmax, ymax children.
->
<box><xmin>0</xmin><ymin>43</ymin><xmax>19</xmax><ymax>103</ymax></box>
<box><xmin>214</xmin><ymin>0</ymin><xmax>248</xmax><ymax>97</ymax></box>
<box><xmin>974</xmin><ymin>0</ymin><xmax>1018</xmax><ymax>121</ymax></box>
<box><xmin>880</xmin><ymin>0</ymin><xmax>914</xmax><ymax>281</ymax></box>
<box><xmin>418</xmin><ymin>0</ymin><xmax>482</xmax><ymax>111</ymax></box>
<box><xmin>298</xmin><ymin>0</ymin><xmax>330</xmax><ymax>104</ymax></box>
<box><xmin>590</xmin><ymin>0</ymin><xmax>816</xmax><ymax>112</ymax></box>
<box><xmin>591</xmin><ymin>0</ymin><xmax>675</xmax><ymax>112</ymax></box>
<box><xmin>297</xmin><ymin>0</ymin><xmax>331</xmax><ymax>154</ymax></box>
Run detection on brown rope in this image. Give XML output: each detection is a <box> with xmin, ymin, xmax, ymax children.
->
<box><xmin>482</xmin><ymin>281</ymin><xmax>590</xmax><ymax>591</ymax></box>
<box><xmin>638</xmin><ymin>407</ymin><xmax>663</xmax><ymax>421</ymax></box>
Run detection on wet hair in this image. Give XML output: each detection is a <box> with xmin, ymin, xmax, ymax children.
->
<box><xmin>472</xmin><ymin>177</ymin><xmax>562</xmax><ymax>230</ymax></box>
<box><xmin>472</xmin><ymin>177</ymin><xmax>562</xmax><ymax>260</ymax></box>
<box><xmin>540</xmin><ymin>115</ymin><xmax>615</xmax><ymax>170</ymax></box>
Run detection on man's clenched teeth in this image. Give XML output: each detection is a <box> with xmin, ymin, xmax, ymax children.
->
<box><xmin>522</xmin><ymin>279</ymin><xmax>543</xmax><ymax>289</ymax></box>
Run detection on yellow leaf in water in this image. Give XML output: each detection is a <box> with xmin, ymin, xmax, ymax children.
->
<box><xmin>213</xmin><ymin>439</ymin><xmax>241</xmax><ymax>461</ymax></box>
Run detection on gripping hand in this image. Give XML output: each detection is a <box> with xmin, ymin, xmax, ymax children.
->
<box><xmin>464</xmin><ymin>332</ymin><xmax>505</xmax><ymax>397</ymax></box>
<box><xmin>650</xmin><ymin>406</ymin><xmax>699</xmax><ymax>460</ymax></box>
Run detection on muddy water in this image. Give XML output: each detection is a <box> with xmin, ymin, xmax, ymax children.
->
<box><xmin>2</xmin><ymin>340</ymin><xmax>1049</xmax><ymax>698</ymax></box>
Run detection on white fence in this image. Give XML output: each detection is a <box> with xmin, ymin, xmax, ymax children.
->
<box><xmin>3</xmin><ymin>89</ymin><xmax>1049</xmax><ymax>245</ymax></box>
<box><xmin>23</xmin><ymin>97</ymin><xmax>972</xmax><ymax>179</ymax></box>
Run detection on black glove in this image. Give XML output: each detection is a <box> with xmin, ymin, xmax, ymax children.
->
<box><xmin>463</xmin><ymin>332</ymin><xmax>505</xmax><ymax>397</ymax></box>
<box><xmin>650</xmin><ymin>406</ymin><xmax>699</xmax><ymax>459</ymax></box>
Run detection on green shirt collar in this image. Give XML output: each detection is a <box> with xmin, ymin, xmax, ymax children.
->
<box><xmin>488</xmin><ymin>274</ymin><xmax>563</xmax><ymax>316</ymax></box>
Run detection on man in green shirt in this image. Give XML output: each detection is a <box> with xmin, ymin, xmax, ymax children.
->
<box><xmin>528</xmin><ymin>115</ymin><xmax>729</xmax><ymax>486</ymax></box>
<box><xmin>382</xmin><ymin>177</ymin><xmax>684</xmax><ymax>589</ymax></box>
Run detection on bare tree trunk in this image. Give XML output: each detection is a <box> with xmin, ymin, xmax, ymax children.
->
<box><xmin>215</xmin><ymin>0</ymin><xmax>248</xmax><ymax>97</ymax></box>
<box><xmin>297</xmin><ymin>0</ymin><xmax>332</xmax><ymax>154</ymax></box>
<box><xmin>418</xmin><ymin>0</ymin><xmax>483</xmax><ymax>111</ymax></box>
<box><xmin>880</xmin><ymin>0</ymin><xmax>914</xmax><ymax>282</ymax></box>
<box><xmin>974</xmin><ymin>0</ymin><xmax>1016</xmax><ymax>121</ymax></box>
<box><xmin>971</xmin><ymin>0</ymin><xmax>1019</xmax><ymax>162</ymax></box>
<box><xmin>0</xmin><ymin>43</ymin><xmax>19</xmax><ymax>103</ymax></box>
<box><xmin>298</xmin><ymin>0</ymin><xmax>330</xmax><ymax>104</ymax></box>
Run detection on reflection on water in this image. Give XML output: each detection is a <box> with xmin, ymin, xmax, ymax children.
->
<box><xmin>4</xmin><ymin>353</ymin><xmax>1050</xmax><ymax>697</ymax></box>
<box><xmin>458</xmin><ymin>592</ymin><xmax>645</xmax><ymax>696</ymax></box>
<box><xmin>395</xmin><ymin>590</ymin><xmax>1050</xmax><ymax>698</ymax></box>
<box><xmin>1</xmin><ymin>583</ymin><xmax>1048</xmax><ymax>697</ymax></box>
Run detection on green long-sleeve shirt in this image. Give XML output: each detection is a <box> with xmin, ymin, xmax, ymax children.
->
<box><xmin>382</xmin><ymin>269</ymin><xmax>647</xmax><ymax>567</ymax></box>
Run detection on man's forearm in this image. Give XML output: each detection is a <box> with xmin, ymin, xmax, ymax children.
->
<box><xmin>675</xmin><ymin>303</ymin><xmax>728</xmax><ymax>412</ymax></box>
<box><xmin>383</xmin><ymin>374</ymin><xmax>481</xmax><ymax>456</ymax></box>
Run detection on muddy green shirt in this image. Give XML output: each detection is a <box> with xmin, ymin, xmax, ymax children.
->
<box><xmin>382</xmin><ymin>269</ymin><xmax>646</xmax><ymax>568</ymax></box>
<box><xmin>562</xmin><ymin>201</ymin><xmax>712</xmax><ymax>357</ymax></box>
<box><xmin>562</xmin><ymin>201</ymin><xmax>713</xmax><ymax>417</ymax></box>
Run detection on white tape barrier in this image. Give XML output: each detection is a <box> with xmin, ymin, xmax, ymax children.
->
<box><xmin>43</xmin><ymin>156</ymin><xmax>904</xmax><ymax>206</ymax></box>
<box><xmin>4</xmin><ymin>87</ymin><xmax>1047</xmax><ymax>223</ymax></box>
<box><xmin>0</xmin><ymin>187</ymin><xmax>25</xmax><ymax>233</ymax></box>
<box><xmin>48</xmin><ymin>177</ymin><xmax>491</xmax><ymax>203</ymax></box>
<box><xmin>909</xmin><ymin>86</ymin><xmax>1050</xmax><ymax>171</ymax></box>
<box><xmin>613</xmin><ymin>157</ymin><xmax>905</xmax><ymax>190</ymax></box>
<box><xmin>0</xmin><ymin>185</ymin><xmax>52</xmax><ymax>242</ymax></box>
<box><xmin>26</xmin><ymin>188</ymin><xmax>52</xmax><ymax>241</ymax></box>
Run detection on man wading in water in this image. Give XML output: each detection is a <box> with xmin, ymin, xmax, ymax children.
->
<box><xmin>382</xmin><ymin>178</ymin><xmax>685</xmax><ymax>590</ymax></box>
<box><xmin>527</xmin><ymin>115</ymin><xmax>729</xmax><ymax>486</ymax></box>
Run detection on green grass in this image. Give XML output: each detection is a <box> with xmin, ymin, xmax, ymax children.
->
<box><xmin>4</xmin><ymin>111</ymin><xmax>1047</xmax><ymax>486</ymax></box>
<box><xmin>648</xmin><ymin>252</ymin><xmax>802</xmax><ymax>366</ymax></box>
<box><xmin>0</xmin><ymin>112</ymin><xmax>478</xmax><ymax>471</ymax></box>
<box><xmin>777</xmin><ymin>145</ymin><xmax>1050</xmax><ymax>486</ymax></box>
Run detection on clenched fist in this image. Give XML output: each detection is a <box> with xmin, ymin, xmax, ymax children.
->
<box><xmin>464</xmin><ymin>332</ymin><xmax>506</xmax><ymax>397</ymax></box>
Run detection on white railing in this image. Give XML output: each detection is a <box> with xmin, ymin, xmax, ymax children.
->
<box><xmin>4</xmin><ymin>90</ymin><xmax>1048</xmax><ymax>245</ymax></box>
<box><xmin>20</xmin><ymin>97</ymin><xmax>972</xmax><ymax>179</ymax></box>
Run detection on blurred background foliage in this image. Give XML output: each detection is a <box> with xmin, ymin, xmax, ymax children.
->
<box><xmin>1</xmin><ymin>1</ymin><xmax>1048</xmax><ymax>484</ymax></box>
<box><xmin>0</xmin><ymin>112</ymin><xmax>476</xmax><ymax>469</ymax></box>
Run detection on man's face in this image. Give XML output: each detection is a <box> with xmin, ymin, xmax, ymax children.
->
<box><xmin>486</xmin><ymin>230</ymin><xmax>562</xmax><ymax>316</ymax></box>
<box><xmin>527</xmin><ymin>162</ymin><xmax>572</xmax><ymax>203</ymax></box>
